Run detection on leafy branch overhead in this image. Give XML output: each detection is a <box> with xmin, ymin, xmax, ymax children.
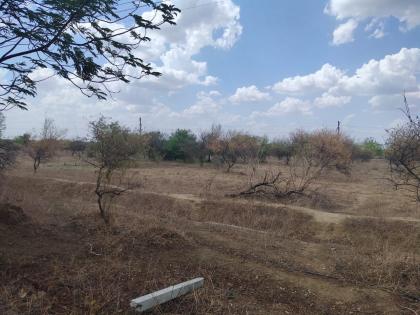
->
<box><xmin>0</xmin><ymin>0</ymin><xmax>180</xmax><ymax>110</ymax></box>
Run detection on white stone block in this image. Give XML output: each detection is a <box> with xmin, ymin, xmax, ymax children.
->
<box><xmin>130</xmin><ymin>277</ymin><xmax>204</xmax><ymax>312</ymax></box>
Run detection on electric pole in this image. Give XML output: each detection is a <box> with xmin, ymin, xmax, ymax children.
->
<box><xmin>138</xmin><ymin>116</ymin><xmax>143</xmax><ymax>135</ymax></box>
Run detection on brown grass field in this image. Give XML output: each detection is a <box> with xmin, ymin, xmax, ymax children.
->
<box><xmin>1</xmin><ymin>153</ymin><xmax>420</xmax><ymax>314</ymax></box>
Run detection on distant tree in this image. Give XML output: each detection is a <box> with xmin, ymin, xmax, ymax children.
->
<box><xmin>164</xmin><ymin>129</ymin><xmax>198</xmax><ymax>162</ymax></box>
<box><xmin>351</xmin><ymin>144</ymin><xmax>374</xmax><ymax>162</ymax></box>
<box><xmin>0</xmin><ymin>113</ymin><xmax>18</xmax><ymax>172</ymax></box>
<box><xmin>87</xmin><ymin>116</ymin><xmax>138</xmax><ymax>224</ymax></box>
<box><xmin>0</xmin><ymin>0</ymin><xmax>180</xmax><ymax>111</ymax></box>
<box><xmin>269</xmin><ymin>139</ymin><xmax>293</xmax><ymax>164</ymax></box>
<box><xmin>361</xmin><ymin>138</ymin><xmax>384</xmax><ymax>158</ymax></box>
<box><xmin>143</xmin><ymin>131</ymin><xmax>166</xmax><ymax>161</ymax></box>
<box><xmin>214</xmin><ymin>131</ymin><xmax>239</xmax><ymax>172</ymax></box>
<box><xmin>257</xmin><ymin>136</ymin><xmax>270</xmax><ymax>163</ymax></box>
<box><xmin>68</xmin><ymin>138</ymin><xmax>88</xmax><ymax>157</ymax></box>
<box><xmin>385</xmin><ymin>95</ymin><xmax>420</xmax><ymax>201</ymax></box>
<box><xmin>231</xmin><ymin>134</ymin><xmax>261</xmax><ymax>164</ymax></box>
<box><xmin>27</xmin><ymin>118</ymin><xmax>65</xmax><ymax>173</ymax></box>
<box><xmin>199</xmin><ymin>124</ymin><xmax>222</xmax><ymax>164</ymax></box>
<box><xmin>13</xmin><ymin>133</ymin><xmax>31</xmax><ymax>146</ymax></box>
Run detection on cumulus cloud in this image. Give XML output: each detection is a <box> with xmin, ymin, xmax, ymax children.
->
<box><xmin>229</xmin><ymin>85</ymin><xmax>270</xmax><ymax>104</ymax></box>
<box><xmin>326</xmin><ymin>0</ymin><xmax>420</xmax><ymax>30</ymax></box>
<box><xmin>332</xmin><ymin>19</ymin><xmax>358</xmax><ymax>45</ymax></box>
<box><xmin>136</xmin><ymin>0</ymin><xmax>242</xmax><ymax>89</ymax></box>
<box><xmin>183</xmin><ymin>90</ymin><xmax>223</xmax><ymax>115</ymax></box>
<box><xmin>253</xmin><ymin>97</ymin><xmax>312</xmax><ymax>117</ymax></box>
<box><xmin>253</xmin><ymin>47</ymin><xmax>420</xmax><ymax>118</ymax></box>
<box><xmin>334</xmin><ymin>48</ymin><xmax>420</xmax><ymax>96</ymax></box>
<box><xmin>314</xmin><ymin>93</ymin><xmax>351</xmax><ymax>108</ymax></box>
<box><xmin>272</xmin><ymin>64</ymin><xmax>345</xmax><ymax>94</ymax></box>
<box><xmin>326</xmin><ymin>0</ymin><xmax>420</xmax><ymax>43</ymax></box>
<box><xmin>272</xmin><ymin>47</ymin><xmax>420</xmax><ymax>100</ymax></box>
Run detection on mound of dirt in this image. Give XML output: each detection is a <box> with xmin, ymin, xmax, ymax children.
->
<box><xmin>0</xmin><ymin>203</ymin><xmax>28</xmax><ymax>225</ymax></box>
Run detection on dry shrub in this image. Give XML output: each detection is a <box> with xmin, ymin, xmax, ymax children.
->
<box><xmin>386</xmin><ymin>95</ymin><xmax>420</xmax><ymax>202</ymax></box>
<box><xmin>237</xmin><ymin>129</ymin><xmax>353</xmax><ymax>199</ymax></box>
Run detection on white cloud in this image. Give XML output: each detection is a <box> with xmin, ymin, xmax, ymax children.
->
<box><xmin>272</xmin><ymin>48</ymin><xmax>420</xmax><ymax>100</ymax></box>
<box><xmin>272</xmin><ymin>64</ymin><xmax>345</xmax><ymax>94</ymax></box>
<box><xmin>326</xmin><ymin>0</ymin><xmax>420</xmax><ymax>42</ymax></box>
<box><xmin>369</xmin><ymin>91</ymin><xmax>420</xmax><ymax>110</ymax></box>
<box><xmin>253</xmin><ymin>97</ymin><xmax>312</xmax><ymax>117</ymax></box>
<box><xmin>229</xmin><ymin>85</ymin><xmax>270</xmax><ymax>104</ymax></box>
<box><xmin>314</xmin><ymin>93</ymin><xmax>351</xmax><ymax>108</ymax></box>
<box><xmin>266</xmin><ymin>47</ymin><xmax>420</xmax><ymax>115</ymax></box>
<box><xmin>369</xmin><ymin>94</ymin><xmax>402</xmax><ymax>110</ymax></box>
<box><xmin>135</xmin><ymin>0</ymin><xmax>242</xmax><ymax>89</ymax></box>
<box><xmin>183</xmin><ymin>90</ymin><xmax>223</xmax><ymax>115</ymax></box>
<box><xmin>326</xmin><ymin>0</ymin><xmax>420</xmax><ymax>29</ymax></box>
<box><xmin>332</xmin><ymin>19</ymin><xmax>358</xmax><ymax>45</ymax></box>
<box><xmin>334</xmin><ymin>48</ymin><xmax>420</xmax><ymax>96</ymax></box>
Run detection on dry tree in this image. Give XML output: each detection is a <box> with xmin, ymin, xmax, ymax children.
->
<box><xmin>27</xmin><ymin>118</ymin><xmax>65</xmax><ymax>173</ymax></box>
<box><xmin>86</xmin><ymin>116</ymin><xmax>139</xmax><ymax>224</ymax></box>
<box><xmin>235</xmin><ymin>129</ymin><xmax>353</xmax><ymax>199</ymax></box>
<box><xmin>386</xmin><ymin>95</ymin><xmax>420</xmax><ymax>201</ymax></box>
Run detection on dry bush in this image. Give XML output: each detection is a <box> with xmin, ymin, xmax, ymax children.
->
<box><xmin>386</xmin><ymin>96</ymin><xmax>420</xmax><ymax>201</ymax></box>
<box><xmin>199</xmin><ymin>124</ymin><xmax>222</xmax><ymax>164</ymax></box>
<box><xmin>207</xmin><ymin>129</ymin><xmax>267</xmax><ymax>172</ymax></box>
<box><xmin>86</xmin><ymin>116</ymin><xmax>140</xmax><ymax>224</ymax></box>
<box><xmin>0</xmin><ymin>140</ymin><xmax>17</xmax><ymax>172</ymax></box>
<box><xmin>237</xmin><ymin>129</ymin><xmax>353</xmax><ymax>199</ymax></box>
<box><xmin>27</xmin><ymin>118</ymin><xmax>65</xmax><ymax>173</ymax></box>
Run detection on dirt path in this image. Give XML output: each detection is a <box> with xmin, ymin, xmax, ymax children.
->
<box><xmin>10</xmin><ymin>175</ymin><xmax>420</xmax><ymax>225</ymax></box>
<box><xmin>166</xmin><ymin>192</ymin><xmax>420</xmax><ymax>224</ymax></box>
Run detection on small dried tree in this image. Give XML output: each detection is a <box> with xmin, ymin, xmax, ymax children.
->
<box><xmin>199</xmin><ymin>124</ymin><xmax>222</xmax><ymax>164</ymax></box>
<box><xmin>87</xmin><ymin>116</ymin><xmax>138</xmax><ymax>224</ymax></box>
<box><xmin>237</xmin><ymin>129</ymin><xmax>352</xmax><ymax>198</ymax></box>
<box><xmin>214</xmin><ymin>131</ymin><xmax>240</xmax><ymax>172</ymax></box>
<box><xmin>209</xmin><ymin>130</ymin><xmax>269</xmax><ymax>172</ymax></box>
<box><xmin>27</xmin><ymin>118</ymin><xmax>65</xmax><ymax>173</ymax></box>
<box><xmin>386</xmin><ymin>95</ymin><xmax>420</xmax><ymax>201</ymax></box>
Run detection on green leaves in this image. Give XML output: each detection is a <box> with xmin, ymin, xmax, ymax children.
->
<box><xmin>0</xmin><ymin>0</ymin><xmax>180</xmax><ymax>110</ymax></box>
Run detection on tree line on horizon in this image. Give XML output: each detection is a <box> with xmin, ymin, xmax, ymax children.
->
<box><xmin>8</xmin><ymin>116</ymin><xmax>385</xmax><ymax>169</ymax></box>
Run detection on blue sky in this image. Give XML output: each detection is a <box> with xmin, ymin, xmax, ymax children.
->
<box><xmin>4</xmin><ymin>0</ymin><xmax>420</xmax><ymax>142</ymax></box>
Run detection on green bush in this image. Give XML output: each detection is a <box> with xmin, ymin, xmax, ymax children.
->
<box><xmin>164</xmin><ymin>129</ymin><xmax>198</xmax><ymax>162</ymax></box>
<box><xmin>361</xmin><ymin>138</ymin><xmax>384</xmax><ymax>158</ymax></box>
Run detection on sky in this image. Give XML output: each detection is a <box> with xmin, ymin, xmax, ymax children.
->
<box><xmin>4</xmin><ymin>0</ymin><xmax>420</xmax><ymax>142</ymax></box>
